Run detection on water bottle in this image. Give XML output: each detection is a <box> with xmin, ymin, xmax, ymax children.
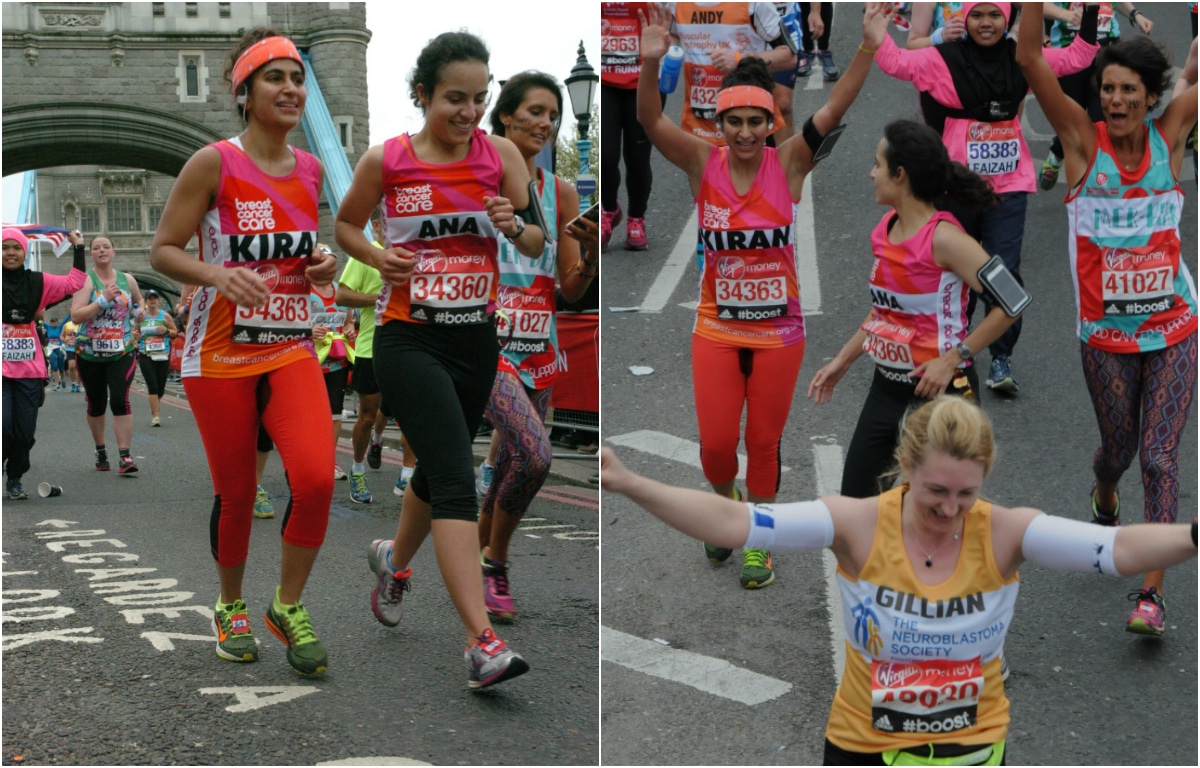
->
<box><xmin>658</xmin><ymin>45</ymin><xmax>683</xmax><ymax>94</ymax></box>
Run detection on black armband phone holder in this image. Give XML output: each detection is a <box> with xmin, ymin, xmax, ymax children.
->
<box><xmin>802</xmin><ymin>116</ymin><xmax>847</xmax><ymax>164</ymax></box>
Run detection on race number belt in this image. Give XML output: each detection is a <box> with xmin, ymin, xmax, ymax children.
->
<box><xmin>965</xmin><ymin>121</ymin><xmax>1020</xmax><ymax>176</ymax></box>
<box><xmin>311</xmin><ymin>310</ymin><xmax>348</xmax><ymax>331</ymax></box>
<box><xmin>688</xmin><ymin>63</ymin><xmax>723</xmax><ymax>120</ymax></box>
<box><xmin>90</xmin><ymin>324</ymin><xmax>126</xmax><ymax>355</ymax></box>
<box><xmin>227</xmin><ymin>257</ymin><xmax>312</xmax><ymax>345</ymax></box>
<box><xmin>862</xmin><ymin>317</ymin><xmax>917</xmax><ymax>371</ymax></box>
<box><xmin>1100</xmin><ymin>247</ymin><xmax>1176</xmax><ymax>315</ymax></box>
<box><xmin>408</xmin><ymin>251</ymin><xmax>493</xmax><ymax>326</ymax></box>
<box><xmin>870</xmin><ymin>657</ymin><xmax>984</xmax><ymax>736</ymax></box>
<box><xmin>2</xmin><ymin>324</ymin><xmax>37</xmax><ymax>362</ymax></box>
<box><xmin>713</xmin><ymin>256</ymin><xmax>788</xmax><ymax>321</ymax></box>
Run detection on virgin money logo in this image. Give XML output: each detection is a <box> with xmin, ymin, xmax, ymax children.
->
<box><xmin>968</xmin><ymin>122</ymin><xmax>991</xmax><ymax>141</ymax></box>
<box><xmin>1096</xmin><ymin>172</ymin><xmax>1109</xmax><ymax>186</ymax></box>
<box><xmin>253</xmin><ymin>264</ymin><xmax>280</xmax><ymax>291</ymax></box>
<box><xmin>601</xmin><ymin>19</ymin><xmax>610</xmax><ymax>35</ymax></box>
<box><xmin>717</xmin><ymin>256</ymin><xmax>745</xmax><ymax>280</ymax></box>
<box><xmin>415</xmin><ymin>252</ymin><xmax>447</xmax><ymax>274</ymax></box>
<box><xmin>693</xmin><ymin>66</ymin><xmax>707</xmax><ymax>86</ymax></box>
<box><xmin>875</xmin><ymin>662</ymin><xmax>922</xmax><ymax>689</ymax></box>
<box><xmin>497</xmin><ymin>285</ymin><xmax>522</xmax><ymax>308</ymax></box>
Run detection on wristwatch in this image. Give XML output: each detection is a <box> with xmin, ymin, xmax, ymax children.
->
<box><xmin>955</xmin><ymin>341</ymin><xmax>974</xmax><ymax>362</ymax></box>
<box><xmin>510</xmin><ymin>215</ymin><xmax>526</xmax><ymax>240</ymax></box>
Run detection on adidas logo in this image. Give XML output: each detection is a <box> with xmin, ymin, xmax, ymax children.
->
<box><xmin>234</xmin><ymin>331</ymin><xmax>251</xmax><ymax>342</ymax></box>
<box><xmin>718</xmin><ymin>309</ymin><xmax>733</xmax><ymax>319</ymax></box>
<box><xmin>873</xmin><ymin>714</ymin><xmax>893</xmax><ymax>731</ymax></box>
<box><xmin>412</xmin><ymin>308</ymin><xmax>427</xmax><ymax>320</ymax></box>
<box><xmin>1105</xmin><ymin>305</ymin><xmax>1121</xmax><ymax>314</ymax></box>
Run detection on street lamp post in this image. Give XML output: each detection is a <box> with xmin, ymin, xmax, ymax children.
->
<box><xmin>564</xmin><ymin>41</ymin><xmax>599</xmax><ymax>202</ymax></box>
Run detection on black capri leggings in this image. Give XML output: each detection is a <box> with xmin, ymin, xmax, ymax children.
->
<box><xmin>77</xmin><ymin>353</ymin><xmax>137</xmax><ymax>418</ymax></box>
<box><xmin>840</xmin><ymin>365</ymin><xmax>982</xmax><ymax>499</ymax></box>
<box><xmin>601</xmin><ymin>84</ymin><xmax>656</xmax><ymax>219</ymax></box>
<box><xmin>138</xmin><ymin>356</ymin><xmax>169</xmax><ymax>399</ymax></box>
<box><xmin>799</xmin><ymin>2</ymin><xmax>834</xmax><ymax>52</ymax></box>
<box><xmin>373</xmin><ymin>321</ymin><xmax>498</xmax><ymax>521</ymax></box>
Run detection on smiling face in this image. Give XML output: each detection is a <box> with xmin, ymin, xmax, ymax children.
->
<box><xmin>3</xmin><ymin>239</ymin><xmax>27</xmax><ymax>271</ymax></box>
<box><xmin>246</xmin><ymin>58</ymin><xmax>306</xmax><ymax>129</ymax></box>
<box><xmin>902</xmin><ymin>450</ymin><xmax>986</xmax><ymax>532</ymax></box>
<box><xmin>1099</xmin><ymin>63</ymin><xmax>1155</xmax><ymax>139</ymax></box>
<box><xmin>502</xmin><ymin>86</ymin><xmax>560</xmax><ymax>160</ymax></box>
<box><xmin>719</xmin><ymin>107</ymin><xmax>771</xmax><ymax>159</ymax></box>
<box><xmin>965</xmin><ymin>4</ymin><xmax>1006</xmax><ymax>47</ymax></box>
<box><xmin>90</xmin><ymin>237</ymin><xmax>115</xmax><ymax>266</ymax></box>
<box><xmin>418</xmin><ymin>59</ymin><xmax>491</xmax><ymax>148</ymax></box>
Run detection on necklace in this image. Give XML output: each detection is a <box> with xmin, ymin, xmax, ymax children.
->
<box><xmin>905</xmin><ymin>516</ymin><xmax>963</xmax><ymax>568</ymax></box>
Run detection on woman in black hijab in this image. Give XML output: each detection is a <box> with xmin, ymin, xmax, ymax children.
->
<box><xmin>2</xmin><ymin>227</ymin><xmax>85</xmax><ymax>499</ymax></box>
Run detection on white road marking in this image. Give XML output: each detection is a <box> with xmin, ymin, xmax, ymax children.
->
<box><xmin>317</xmin><ymin>760</ymin><xmax>431</xmax><ymax>766</ymax></box>
<box><xmin>199</xmin><ymin>686</ymin><xmax>318</xmax><ymax>713</ymax></box>
<box><xmin>796</xmin><ymin>174</ymin><xmax>822</xmax><ymax>316</ymax></box>
<box><xmin>601</xmin><ymin>626</ymin><xmax>793</xmax><ymax>706</ymax></box>
<box><xmin>640</xmin><ymin>209</ymin><xmax>699</xmax><ymax>313</ymax></box>
<box><xmin>812</xmin><ymin>439</ymin><xmax>848</xmax><ymax>685</ymax></box>
<box><xmin>141</xmin><ymin>631</ymin><xmax>231</xmax><ymax>652</ymax></box>
<box><xmin>607</xmin><ymin>430</ymin><xmax>792</xmax><ymax>479</ymax></box>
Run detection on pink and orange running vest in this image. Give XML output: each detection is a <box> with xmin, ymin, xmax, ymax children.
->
<box><xmin>694</xmin><ymin>146</ymin><xmax>803</xmax><ymax>349</ymax></box>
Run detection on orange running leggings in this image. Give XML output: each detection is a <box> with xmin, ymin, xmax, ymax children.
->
<box><xmin>184</xmin><ymin>356</ymin><xmax>334</xmax><ymax>566</ymax></box>
<box><xmin>691</xmin><ymin>335</ymin><xmax>805</xmax><ymax>499</ymax></box>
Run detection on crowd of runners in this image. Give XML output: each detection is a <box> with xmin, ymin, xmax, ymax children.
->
<box><xmin>601</xmin><ymin>1</ymin><xmax>1197</xmax><ymax>765</ymax></box>
<box><xmin>4</xmin><ymin>22</ymin><xmax>600</xmax><ymax>692</ymax></box>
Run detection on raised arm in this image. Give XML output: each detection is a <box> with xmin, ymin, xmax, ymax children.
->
<box><xmin>636</xmin><ymin>4</ymin><xmax>713</xmax><ymax>189</ymax></box>
<box><xmin>779</xmin><ymin>2</ymin><xmax>889</xmax><ymax>183</ymax></box>
<box><xmin>1015</xmin><ymin>2</ymin><xmax>1095</xmax><ymax>179</ymax></box>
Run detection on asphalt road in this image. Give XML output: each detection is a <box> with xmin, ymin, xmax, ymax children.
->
<box><xmin>2</xmin><ymin>381</ymin><xmax>598</xmax><ymax>766</ymax></box>
<box><xmin>600</xmin><ymin>9</ymin><xmax>1198</xmax><ymax>766</ymax></box>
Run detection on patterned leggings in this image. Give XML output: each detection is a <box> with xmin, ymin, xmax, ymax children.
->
<box><xmin>481</xmin><ymin>369</ymin><xmax>553</xmax><ymax>519</ymax></box>
<box><xmin>1080</xmin><ymin>333</ymin><xmax>1198</xmax><ymax>524</ymax></box>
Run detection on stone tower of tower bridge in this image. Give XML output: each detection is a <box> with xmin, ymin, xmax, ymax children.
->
<box><xmin>2</xmin><ymin>2</ymin><xmax>370</xmax><ymax>298</ymax></box>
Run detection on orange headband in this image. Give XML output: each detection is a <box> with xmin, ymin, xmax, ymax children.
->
<box><xmin>231</xmin><ymin>36</ymin><xmax>304</xmax><ymax>95</ymax></box>
<box><xmin>716</xmin><ymin>85</ymin><xmax>787</xmax><ymax>137</ymax></box>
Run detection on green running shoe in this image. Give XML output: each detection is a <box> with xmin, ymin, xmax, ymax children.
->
<box><xmin>212</xmin><ymin>597</ymin><xmax>258</xmax><ymax>662</ymax></box>
<box><xmin>740</xmin><ymin>549</ymin><xmax>775</xmax><ymax>589</ymax></box>
<box><xmin>253</xmin><ymin>486</ymin><xmax>275</xmax><ymax>519</ymax></box>
<box><xmin>264</xmin><ymin>592</ymin><xmax>328</xmax><ymax>676</ymax></box>
<box><xmin>704</xmin><ymin>487</ymin><xmax>743</xmax><ymax>563</ymax></box>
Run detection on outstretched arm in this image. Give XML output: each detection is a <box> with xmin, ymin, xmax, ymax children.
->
<box><xmin>601</xmin><ymin>447</ymin><xmax>750</xmax><ymax>548</ymax></box>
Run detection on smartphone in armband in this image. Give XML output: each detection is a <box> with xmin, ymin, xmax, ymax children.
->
<box><xmin>810</xmin><ymin>124</ymin><xmax>847</xmax><ymax>164</ymax></box>
<box><xmin>525</xmin><ymin>179</ymin><xmax>551</xmax><ymax>236</ymax></box>
<box><xmin>977</xmin><ymin>255</ymin><xmax>1031</xmax><ymax>317</ymax></box>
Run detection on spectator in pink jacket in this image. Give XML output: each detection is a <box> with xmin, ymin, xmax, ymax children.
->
<box><xmin>3</xmin><ymin>226</ymin><xmax>86</xmax><ymax>499</ymax></box>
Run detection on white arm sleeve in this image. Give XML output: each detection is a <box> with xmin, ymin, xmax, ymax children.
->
<box><xmin>1021</xmin><ymin>514</ymin><xmax>1121</xmax><ymax>576</ymax></box>
<box><xmin>743</xmin><ymin>500</ymin><xmax>835</xmax><ymax>553</ymax></box>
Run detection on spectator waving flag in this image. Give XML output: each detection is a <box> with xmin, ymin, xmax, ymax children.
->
<box><xmin>3</xmin><ymin>224</ymin><xmax>72</xmax><ymax>257</ymax></box>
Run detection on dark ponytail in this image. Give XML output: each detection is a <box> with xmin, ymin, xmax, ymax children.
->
<box><xmin>883</xmin><ymin>120</ymin><xmax>997</xmax><ymax>211</ymax></box>
<box><xmin>720</xmin><ymin>56</ymin><xmax>774</xmax><ymax>90</ymax></box>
